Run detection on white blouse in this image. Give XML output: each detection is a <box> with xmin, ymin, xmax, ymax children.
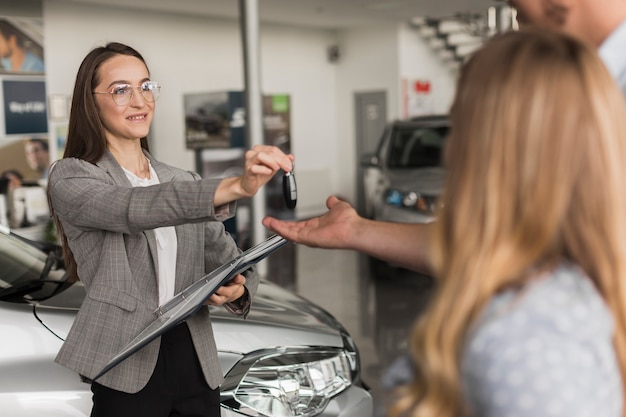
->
<box><xmin>122</xmin><ymin>159</ymin><xmax>178</xmax><ymax>306</ymax></box>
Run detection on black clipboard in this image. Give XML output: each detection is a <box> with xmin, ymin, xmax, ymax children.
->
<box><xmin>93</xmin><ymin>234</ymin><xmax>288</xmax><ymax>381</ymax></box>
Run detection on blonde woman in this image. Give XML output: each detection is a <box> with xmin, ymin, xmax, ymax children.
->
<box><xmin>389</xmin><ymin>29</ymin><xmax>626</xmax><ymax>417</ymax></box>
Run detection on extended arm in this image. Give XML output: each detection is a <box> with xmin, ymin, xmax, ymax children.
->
<box><xmin>49</xmin><ymin>145</ymin><xmax>293</xmax><ymax>234</ymax></box>
<box><xmin>263</xmin><ymin>195</ymin><xmax>434</xmax><ymax>274</ymax></box>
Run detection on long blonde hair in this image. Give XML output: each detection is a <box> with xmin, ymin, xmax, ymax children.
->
<box><xmin>390</xmin><ymin>29</ymin><xmax>626</xmax><ymax>417</ymax></box>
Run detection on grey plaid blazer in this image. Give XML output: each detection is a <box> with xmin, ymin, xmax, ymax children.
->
<box><xmin>48</xmin><ymin>150</ymin><xmax>258</xmax><ymax>393</ymax></box>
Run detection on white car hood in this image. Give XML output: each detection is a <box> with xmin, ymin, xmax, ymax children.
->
<box><xmin>33</xmin><ymin>280</ymin><xmax>346</xmax><ymax>355</ymax></box>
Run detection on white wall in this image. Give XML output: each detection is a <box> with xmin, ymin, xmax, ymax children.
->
<box><xmin>40</xmin><ymin>0</ymin><xmax>455</xmax><ymax>217</ymax></box>
<box><xmin>334</xmin><ymin>23</ymin><xmax>401</xmax><ymax>203</ymax></box>
<box><xmin>259</xmin><ymin>23</ymin><xmax>338</xmax><ymax>215</ymax></box>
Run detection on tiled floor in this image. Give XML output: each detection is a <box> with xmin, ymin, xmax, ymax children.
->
<box><xmin>267</xmin><ymin>243</ymin><xmax>435</xmax><ymax>416</ymax></box>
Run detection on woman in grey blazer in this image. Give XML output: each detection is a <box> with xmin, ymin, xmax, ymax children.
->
<box><xmin>47</xmin><ymin>42</ymin><xmax>294</xmax><ymax>417</ymax></box>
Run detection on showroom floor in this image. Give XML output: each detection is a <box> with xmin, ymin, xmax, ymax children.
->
<box><xmin>266</xmin><ymin>242</ymin><xmax>435</xmax><ymax>417</ymax></box>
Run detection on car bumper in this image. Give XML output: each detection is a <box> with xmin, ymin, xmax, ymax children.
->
<box><xmin>376</xmin><ymin>204</ymin><xmax>435</xmax><ymax>224</ymax></box>
<box><xmin>2</xmin><ymin>382</ymin><xmax>372</xmax><ymax>417</ymax></box>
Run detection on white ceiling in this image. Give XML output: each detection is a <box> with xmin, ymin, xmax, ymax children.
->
<box><xmin>61</xmin><ymin>0</ymin><xmax>499</xmax><ymax>29</ymax></box>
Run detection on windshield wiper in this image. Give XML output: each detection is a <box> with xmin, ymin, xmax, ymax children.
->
<box><xmin>0</xmin><ymin>250</ymin><xmax>70</xmax><ymax>302</ymax></box>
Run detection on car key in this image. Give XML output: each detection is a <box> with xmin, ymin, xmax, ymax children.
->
<box><xmin>282</xmin><ymin>169</ymin><xmax>297</xmax><ymax>209</ymax></box>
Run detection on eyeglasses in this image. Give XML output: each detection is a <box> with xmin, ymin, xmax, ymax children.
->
<box><xmin>93</xmin><ymin>81</ymin><xmax>161</xmax><ymax>106</ymax></box>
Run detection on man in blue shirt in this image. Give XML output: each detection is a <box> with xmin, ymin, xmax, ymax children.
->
<box><xmin>0</xmin><ymin>19</ymin><xmax>44</xmax><ymax>73</ymax></box>
<box><xmin>509</xmin><ymin>0</ymin><xmax>626</xmax><ymax>94</ymax></box>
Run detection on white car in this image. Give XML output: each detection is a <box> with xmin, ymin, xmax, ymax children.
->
<box><xmin>0</xmin><ymin>226</ymin><xmax>373</xmax><ymax>417</ymax></box>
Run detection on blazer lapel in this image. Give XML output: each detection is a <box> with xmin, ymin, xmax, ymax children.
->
<box><xmin>97</xmin><ymin>150</ymin><xmax>160</xmax><ymax>283</ymax></box>
<box><xmin>96</xmin><ymin>149</ymin><xmax>132</xmax><ymax>186</ymax></box>
<box><xmin>100</xmin><ymin>150</ymin><xmax>201</xmax><ymax>297</ymax></box>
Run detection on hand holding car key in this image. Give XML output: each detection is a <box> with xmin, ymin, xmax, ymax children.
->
<box><xmin>283</xmin><ymin>166</ymin><xmax>297</xmax><ymax>209</ymax></box>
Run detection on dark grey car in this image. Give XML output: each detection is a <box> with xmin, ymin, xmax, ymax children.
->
<box><xmin>361</xmin><ymin>115</ymin><xmax>449</xmax><ymax>224</ymax></box>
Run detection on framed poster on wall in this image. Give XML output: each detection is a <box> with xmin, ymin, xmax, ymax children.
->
<box><xmin>2</xmin><ymin>78</ymin><xmax>47</xmax><ymax>135</ymax></box>
<box><xmin>0</xmin><ymin>17</ymin><xmax>44</xmax><ymax>75</ymax></box>
<box><xmin>0</xmin><ymin>15</ymin><xmax>48</xmax><ymax>174</ymax></box>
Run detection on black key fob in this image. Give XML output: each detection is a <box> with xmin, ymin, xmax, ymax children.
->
<box><xmin>282</xmin><ymin>171</ymin><xmax>297</xmax><ymax>209</ymax></box>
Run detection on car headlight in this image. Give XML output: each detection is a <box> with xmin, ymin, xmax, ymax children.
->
<box><xmin>385</xmin><ymin>188</ymin><xmax>439</xmax><ymax>214</ymax></box>
<box><xmin>221</xmin><ymin>347</ymin><xmax>358</xmax><ymax>417</ymax></box>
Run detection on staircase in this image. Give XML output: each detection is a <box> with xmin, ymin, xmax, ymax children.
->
<box><xmin>409</xmin><ymin>4</ymin><xmax>518</xmax><ymax>70</ymax></box>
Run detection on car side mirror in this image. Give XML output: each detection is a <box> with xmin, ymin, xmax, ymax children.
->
<box><xmin>361</xmin><ymin>154</ymin><xmax>380</xmax><ymax>168</ymax></box>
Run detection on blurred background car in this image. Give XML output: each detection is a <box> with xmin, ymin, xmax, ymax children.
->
<box><xmin>360</xmin><ymin>115</ymin><xmax>448</xmax><ymax>274</ymax></box>
<box><xmin>361</xmin><ymin>115</ymin><xmax>449</xmax><ymax>224</ymax></box>
<box><xmin>0</xmin><ymin>225</ymin><xmax>373</xmax><ymax>417</ymax></box>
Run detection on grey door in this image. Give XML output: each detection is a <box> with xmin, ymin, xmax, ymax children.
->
<box><xmin>355</xmin><ymin>91</ymin><xmax>387</xmax><ymax>215</ymax></box>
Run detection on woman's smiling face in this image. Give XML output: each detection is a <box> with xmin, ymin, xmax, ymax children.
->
<box><xmin>93</xmin><ymin>54</ymin><xmax>155</xmax><ymax>146</ymax></box>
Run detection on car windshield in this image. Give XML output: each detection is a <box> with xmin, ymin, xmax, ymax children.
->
<box><xmin>387</xmin><ymin>125</ymin><xmax>448</xmax><ymax>169</ymax></box>
<box><xmin>0</xmin><ymin>231</ymin><xmax>69</xmax><ymax>303</ymax></box>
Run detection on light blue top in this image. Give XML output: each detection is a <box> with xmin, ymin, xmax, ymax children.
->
<box><xmin>1</xmin><ymin>51</ymin><xmax>44</xmax><ymax>73</ymax></box>
<box><xmin>462</xmin><ymin>263</ymin><xmax>623</xmax><ymax>417</ymax></box>
<box><xmin>600</xmin><ymin>17</ymin><xmax>626</xmax><ymax>96</ymax></box>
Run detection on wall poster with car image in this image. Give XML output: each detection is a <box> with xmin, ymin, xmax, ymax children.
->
<box><xmin>184</xmin><ymin>91</ymin><xmax>238</xmax><ymax>150</ymax></box>
<box><xmin>184</xmin><ymin>91</ymin><xmax>293</xmax><ymax>251</ymax></box>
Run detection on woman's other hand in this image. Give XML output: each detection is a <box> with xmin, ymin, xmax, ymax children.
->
<box><xmin>205</xmin><ymin>274</ymin><xmax>247</xmax><ymax>306</ymax></box>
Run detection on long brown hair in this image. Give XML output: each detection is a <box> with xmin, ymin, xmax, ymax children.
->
<box><xmin>49</xmin><ymin>42</ymin><xmax>152</xmax><ymax>282</ymax></box>
<box><xmin>390</xmin><ymin>29</ymin><xmax>626</xmax><ymax>417</ymax></box>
